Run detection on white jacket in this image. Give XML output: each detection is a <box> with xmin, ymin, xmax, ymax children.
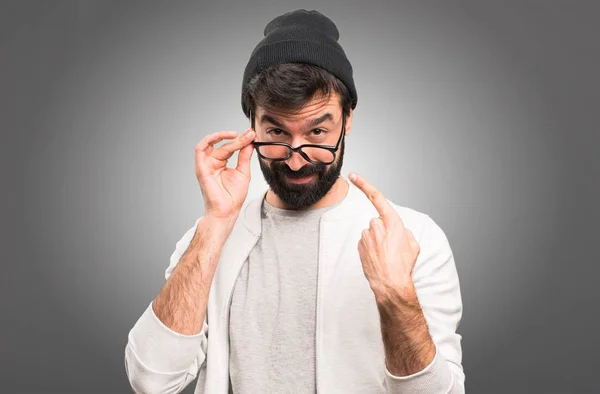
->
<box><xmin>125</xmin><ymin>178</ymin><xmax>465</xmax><ymax>393</ymax></box>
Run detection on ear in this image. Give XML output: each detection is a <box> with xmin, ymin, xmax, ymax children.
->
<box><xmin>345</xmin><ymin>109</ymin><xmax>353</xmax><ymax>136</ymax></box>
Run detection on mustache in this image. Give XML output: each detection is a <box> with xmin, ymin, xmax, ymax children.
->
<box><xmin>271</xmin><ymin>162</ymin><xmax>324</xmax><ymax>178</ymax></box>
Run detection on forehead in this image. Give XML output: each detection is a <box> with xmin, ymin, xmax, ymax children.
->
<box><xmin>256</xmin><ymin>92</ymin><xmax>342</xmax><ymax>124</ymax></box>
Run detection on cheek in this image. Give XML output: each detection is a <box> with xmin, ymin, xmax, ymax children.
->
<box><xmin>258</xmin><ymin>157</ymin><xmax>271</xmax><ymax>169</ymax></box>
<box><xmin>323</xmin><ymin>156</ymin><xmax>340</xmax><ymax>173</ymax></box>
<box><xmin>270</xmin><ymin>162</ymin><xmax>290</xmax><ymax>176</ymax></box>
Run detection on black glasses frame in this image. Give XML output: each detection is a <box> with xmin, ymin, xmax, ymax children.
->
<box><xmin>249</xmin><ymin>109</ymin><xmax>346</xmax><ymax>165</ymax></box>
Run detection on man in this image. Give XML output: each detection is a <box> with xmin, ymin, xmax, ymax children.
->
<box><xmin>125</xmin><ymin>9</ymin><xmax>465</xmax><ymax>394</ymax></box>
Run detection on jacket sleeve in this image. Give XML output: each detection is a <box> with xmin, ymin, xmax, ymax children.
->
<box><xmin>124</xmin><ymin>218</ymin><xmax>209</xmax><ymax>394</ymax></box>
<box><xmin>384</xmin><ymin>214</ymin><xmax>466</xmax><ymax>393</ymax></box>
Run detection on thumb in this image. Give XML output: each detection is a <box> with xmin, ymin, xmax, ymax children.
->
<box><xmin>236</xmin><ymin>142</ymin><xmax>254</xmax><ymax>178</ymax></box>
<box><xmin>405</xmin><ymin>228</ymin><xmax>420</xmax><ymax>250</ymax></box>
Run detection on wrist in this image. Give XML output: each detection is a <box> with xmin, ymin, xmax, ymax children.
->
<box><xmin>201</xmin><ymin>213</ymin><xmax>237</xmax><ymax>238</ymax></box>
<box><xmin>373</xmin><ymin>281</ymin><xmax>419</xmax><ymax>310</ymax></box>
<box><xmin>188</xmin><ymin>215</ymin><xmax>236</xmax><ymax>269</ymax></box>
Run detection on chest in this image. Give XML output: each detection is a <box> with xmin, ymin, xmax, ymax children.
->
<box><xmin>203</xmin><ymin>217</ymin><xmax>387</xmax><ymax>393</ymax></box>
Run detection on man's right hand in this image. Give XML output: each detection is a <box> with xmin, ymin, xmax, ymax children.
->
<box><xmin>147</xmin><ymin>129</ymin><xmax>256</xmax><ymax>339</ymax></box>
<box><xmin>195</xmin><ymin>128</ymin><xmax>256</xmax><ymax>224</ymax></box>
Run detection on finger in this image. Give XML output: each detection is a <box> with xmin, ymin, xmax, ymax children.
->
<box><xmin>358</xmin><ymin>235</ymin><xmax>369</xmax><ymax>256</ymax></box>
<box><xmin>235</xmin><ymin>141</ymin><xmax>254</xmax><ymax>178</ymax></box>
<box><xmin>405</xmin><ymin>228</ymin><xmax>420</xmax><ymax>251</ymax></box>
<box><xmin>212</xmin><ymin>128</ymin><xmax>255</xmax><ymax>161</ymax></box>
<box><xmin>195</xmin><ymin>131</ymin><xmax>241</xmax><ymax>177</ymax></box>
<box><xmin>369</xmin><ymin>217</ymin><xmax>385</xmax><ymax>241</ymax></box>
<box><xmin>349</xmin><ymin>172</ymin><xmax>397</xmax><ymax>223</ymax></box>
<box><xmin>362</xmin><ymin>228</ymin><xmax>370</xmax><ymax>241</ymax></box>
<box><xmin>357</xmin><ymin>238</ymin><xmax>366</xmax><ymax>259</ymax></box>
<box><xmin>196</xmin><ymin>131</ymin><xmax>239</xmax><ymax>154</ymax></box>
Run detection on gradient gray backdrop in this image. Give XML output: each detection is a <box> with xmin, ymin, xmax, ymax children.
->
<box><xmin>1</xmin><ymin>1</ymin><xmax>599</xmax><ymax>393</ymax></box>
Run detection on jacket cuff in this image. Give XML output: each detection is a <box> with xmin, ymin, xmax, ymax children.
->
<box><xmin>385</xmin><ymin>345</ymin><xmax>454</xmax><ymax>393</ymax></box>
<box><xmin>127</xmin><ymin>301</ymin><xmax>207</xmax><ymax>373</ymax></box>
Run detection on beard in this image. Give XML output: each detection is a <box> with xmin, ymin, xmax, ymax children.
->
<box><xmin>258</xmin><ymin>140</ymin><xmax>345</xmax><ymax>210</ymax></box>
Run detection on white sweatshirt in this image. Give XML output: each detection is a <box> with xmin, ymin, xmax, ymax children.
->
<box><xmin>125</xmin><ymin>177</ymin><xmax>465</xmax><ymax>393</ymax></box>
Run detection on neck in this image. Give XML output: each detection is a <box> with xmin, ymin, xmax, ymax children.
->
<box><xmin>265</xmin><ymin>176</ymin><xmax>349</xmax><ymax>210</ymax></box>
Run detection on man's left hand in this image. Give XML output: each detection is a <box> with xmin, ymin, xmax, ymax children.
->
<box><xmin>349</xmin><ymin>172</ymin><xmax>421</xmax><ymax>302</ymax></box>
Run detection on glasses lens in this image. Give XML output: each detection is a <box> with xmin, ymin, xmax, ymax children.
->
<box><xmin>302</xmin><ymin>147</ymin><xmax>335</xmax><ymax>163</ymax></box>
<box><xmin>257</xmin><ymin>145</ymin><xmax>290</xmax><ymax>160</ymax></box>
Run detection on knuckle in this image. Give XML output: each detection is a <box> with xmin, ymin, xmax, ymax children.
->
<box><xmin>198</xmin><ymin>134</ymin><xmax>215</xmax><ymax>146</ymax></box>
<box><xmin>409</xmin><ymin>233</ymin><xmax>419</xmax><ymax>247</ymax></box>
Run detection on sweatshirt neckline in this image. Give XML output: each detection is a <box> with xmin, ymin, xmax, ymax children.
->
<box><xmin>242</xmin><ymin>173</ymin><xmax>361</xmax><ymax>236</ymax></box>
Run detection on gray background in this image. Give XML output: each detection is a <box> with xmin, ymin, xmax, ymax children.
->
<box><xmin>1</xmin><ymin>1</ymin><xmax>598</xmax><ymax>393</ymax></box>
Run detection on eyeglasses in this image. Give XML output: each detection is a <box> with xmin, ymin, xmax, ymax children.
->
<box><xmin>249</xmin><ymin>110</ymin><xmax>346</xmax><ymax>165</ymax></box>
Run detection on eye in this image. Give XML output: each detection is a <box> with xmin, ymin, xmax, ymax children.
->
<box><xmin>312</xmin><ymin>129</ymin><xmax>326</xmax><ymax>136</ymax></box>
<box><xmin>267</xmin><ymin>128</ymin><xmax>286</xmax><ymax>136</ymax></box>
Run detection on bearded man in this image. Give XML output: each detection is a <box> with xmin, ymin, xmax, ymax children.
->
<box><xmin>125</xmin><ymin>9</ymin><xmax>465</xmax><ymax>394</ymax></box>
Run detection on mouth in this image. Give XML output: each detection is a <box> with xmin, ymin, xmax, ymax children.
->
<box><xmin>286</xmin><ymin>174</ymin><xmax>315</xmax><ymax>184</ymax></box>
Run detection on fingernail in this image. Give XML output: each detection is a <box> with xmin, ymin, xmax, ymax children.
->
<box><xmin>243</xmin><ymin>128</ymin><xmax>252</xmax><ymax>136</ymax></box>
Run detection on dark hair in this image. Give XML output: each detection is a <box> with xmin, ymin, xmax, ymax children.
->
<box><xmin>242</xmin><ymin>63</ymin><xmax>353</xmax><ymax>122</ymax></box>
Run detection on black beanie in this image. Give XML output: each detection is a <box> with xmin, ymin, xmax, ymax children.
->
<box><xmin>241</xmin><ymin>9</ymin><xmax>358</xmax><ymax>117</ymax></box>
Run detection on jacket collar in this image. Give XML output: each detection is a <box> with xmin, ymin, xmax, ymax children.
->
<box><xmin>241</xmin><ymin>174</ymin><xmax>362</xmax><ymax>236</ymax></box>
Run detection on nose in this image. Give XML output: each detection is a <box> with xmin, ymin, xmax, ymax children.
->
<box><xmin>285</xmin><ymin>150</ymin><xmax>309</xmax><ymax>171</ymax></box>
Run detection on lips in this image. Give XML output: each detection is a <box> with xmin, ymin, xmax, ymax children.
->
<box><xmin>286</xmin><ymin>174</ymin><xmax>315</xmax><ymax>184</ymax></box>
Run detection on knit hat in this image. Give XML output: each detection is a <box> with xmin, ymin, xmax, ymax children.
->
<box><xmin>241</xmin><ymin>9</ymin><xmax>358</xmax><ymax>116</ymax></box>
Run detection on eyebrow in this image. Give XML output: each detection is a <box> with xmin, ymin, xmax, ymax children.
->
<box><xmin>260</xmin><ymin>112</ymin><xmax>335</xmax><ymax>129</ymax></box>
